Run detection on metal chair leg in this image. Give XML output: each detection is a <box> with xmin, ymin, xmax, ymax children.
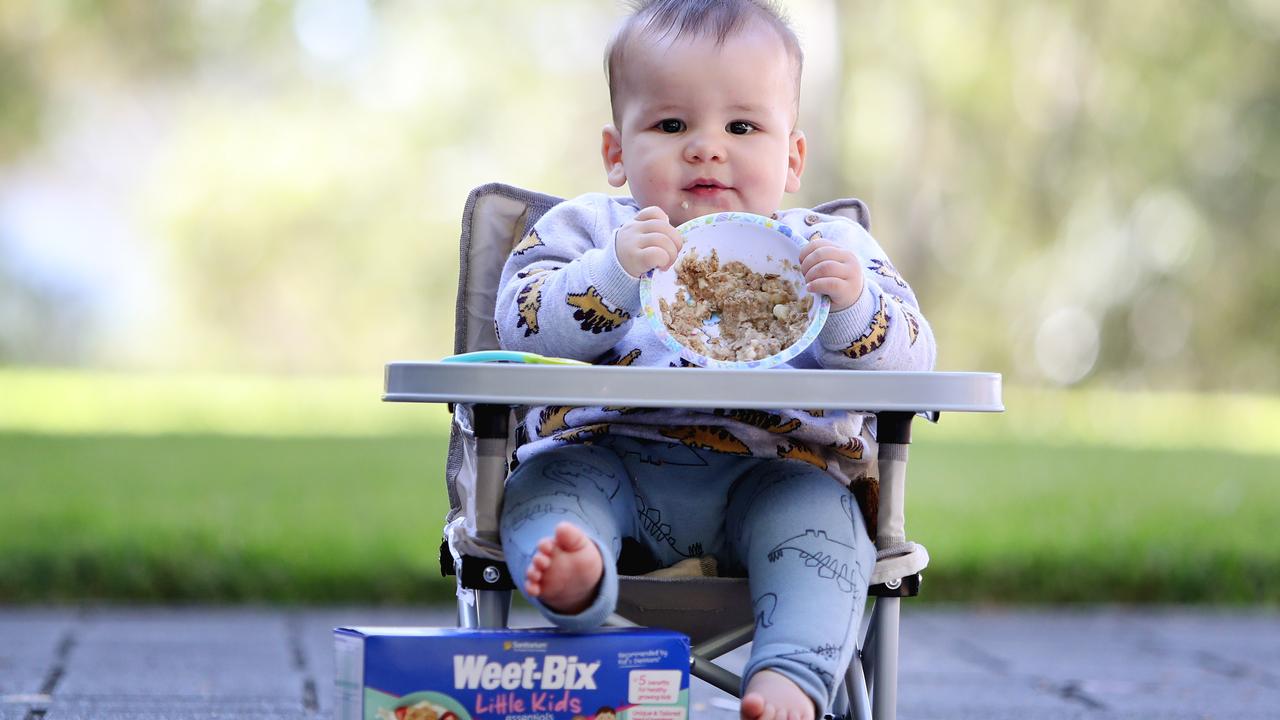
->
<box><xmin>870</xmin><ymin>597</ymin><xmax>900</xmax><ymax>720</ymax></box>
<box><xmin>847</xmin><ymin>647</ymin><xmax>873</xmax><ymax>720</ymax></box>
<box><xmin>861</xmin><ymin>598</ymin><xmax>877</xmax><ymax>691</ymax></box>
<box><xmin>458</xmin><ymin>587</ymin><xmax>511</xmax><ymax>629</ymax></box>
<box><xmin>691</xmin><ymin>657</ymin><xmax>742</xmax><ymax>696</ymax></box>
<box><xmin>692</xmin><ymin>624</ymin><xmax>755</xmax><ymax>662</ymax></box>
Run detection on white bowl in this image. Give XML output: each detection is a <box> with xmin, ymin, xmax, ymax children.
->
<box><xmin>638</xmin><ymin>211</ymin><xmax>830</xmax><ymax>369</ymax></box>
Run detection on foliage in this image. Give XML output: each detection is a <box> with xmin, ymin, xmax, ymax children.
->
<box><xmin>834</xmin><ymin>1</ymin><xmax>1280</xmax><ymax>391</ymax></box>
<box><xmin>0</xmin><ymin>1</ymin><xmax>1278</xmax><ymax>387</ymax></box>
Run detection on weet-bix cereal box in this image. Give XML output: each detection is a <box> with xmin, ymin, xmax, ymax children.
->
<box><xmin>334</xmin><ymin>627</ymin><xmax>690</xmax><ymax>720</ymax></box>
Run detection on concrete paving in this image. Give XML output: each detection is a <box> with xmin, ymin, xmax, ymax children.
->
<box><xmin>1</xmin><ymin>604</ymin><xmax>1277</xmax><ymax>719</ymax></box>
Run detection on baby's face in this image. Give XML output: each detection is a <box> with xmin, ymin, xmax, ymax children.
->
<box><xmin>603</xmin><ymin>22</ymin><xmax>805</xmax><ymax>227</ymax></box>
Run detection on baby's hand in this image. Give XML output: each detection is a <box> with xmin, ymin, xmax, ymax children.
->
<box><xmin>799</xmin><ymin>237</ymin><xmax>865</xmax><ymax>312</ymax></box>
<box><xmin>616</xmin><ymin>206</ymin><xmax>683</xmax><ymax>278</ymax></box>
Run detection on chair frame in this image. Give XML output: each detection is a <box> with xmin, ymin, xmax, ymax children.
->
<box><xmin>383</xmin><ymin>183</ymin><xmax>1003</xmax><ymax>720</ymax></box>
<box><xmin>453</xmin><ymin>405</ymin><xmax>913</xmax><ymax>720</ymax></box>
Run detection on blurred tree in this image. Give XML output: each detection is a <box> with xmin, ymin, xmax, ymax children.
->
<box><xmin>0</xmin><ymin>0</ymin><xmax>1277</xmax><ymax>389</ymax></box>
<box><xmin>840</xmin><ymin>0</ymin><xmax>1280</xmax><ymax>390</ymax></box>
<box><xmin>0</xmin><ymin>1</ymin><xmax>211</xmax><ymax>160</ymax></box>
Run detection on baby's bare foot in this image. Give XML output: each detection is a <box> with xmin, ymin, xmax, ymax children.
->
<box><xmin>741</xmin><ymin>669</ymin><xmax>815</xmax><ymax>720</ymax></box>
<box><xmin>524</xmin><ymin>522</ymin><xmax>603</xmax><ymax>615</ymax></box>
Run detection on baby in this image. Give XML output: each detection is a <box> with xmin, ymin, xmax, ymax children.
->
<box><xmin>493</xmin><ymin>1</ymin><xmax>935</xmax><ymax>718</ymax></box>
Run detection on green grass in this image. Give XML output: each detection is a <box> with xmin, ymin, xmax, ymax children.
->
<box><xmin>3</xmin><ymin>430</ymin><xmax>1278</xmax><ymax>604</ymax></box>
<box><xmin>906</xmin><ymin>438</ymin><xmax>1280</xmax><ymax>603</ymax></box>
<box><xmin>0</xmin><ymin>367</ymin><xmax>451</xmax><ymax>437</ymax></box>
<box><xmin>0</xmin><ymin>433</ymin><xmax>455</xmax><ymax>603</ymax></box>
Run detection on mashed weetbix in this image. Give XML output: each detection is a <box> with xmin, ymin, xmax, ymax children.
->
<box><xmin>659</xmin><ymin>249</ymin><xmax>812</xmax><ymax>362</ymax></box>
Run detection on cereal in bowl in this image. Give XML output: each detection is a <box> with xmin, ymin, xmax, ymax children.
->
<box><xmin>659</xmin><ymin>248</ymin><xmax>812</xmax><ymax>362</ymax></box>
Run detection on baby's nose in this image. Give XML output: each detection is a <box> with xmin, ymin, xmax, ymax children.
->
<box><xmin>684</xmin><ymin>134</ymin><xmax>725</xmax><ymax>162</ymax></box>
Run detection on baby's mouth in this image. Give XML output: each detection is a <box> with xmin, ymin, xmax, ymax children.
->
<box><xmin>683</xmin><ymin>180</ymin><xmax>729</xmax><ymax>198</ymax></box>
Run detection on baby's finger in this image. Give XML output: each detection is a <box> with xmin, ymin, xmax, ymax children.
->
<box><xmin>806</xmin><ymin>276</ymin><xmax>851</xmax><ymax>297</ymax></box>
<box><xmin>631</xmin><ymin>217</ymin><xmax>680</xmax><ymax>237</ymax></box>
<box><xmin>632</xmin><ymin>233</ymin><xmax>679</xmax><ymax>271</ymax></box>
<box><xmin>664</xmin><ymin>225</ymin><xmax>684</xmax><ymax>255</ymax></box>
<box><xmin>798</xmin><ymin>237</ymin><xmax>834</xmax><ymax>263</ymax></box>
<box><xmin>634</xmin><ymin>205</ymin><xmax>669</xmax><ymax>223</ymax></box>
<box><xmin>640</xmin><ymin>232</ymin><xmax>680</xmax><ymax>260</ymax></box>
<box><xmin>801</xmin><ymin>252</ymin><xmax>854</xmax><ymax>279</ymax></box>
<box><xmin>800</xmin><ymin>244</ymin><xmax>851</xmax><ymax>275</ymax></box>
<box><xmin>638</xmin><ymin>246</ymin><xmax>674</xmax><ymax>273</ymax></box>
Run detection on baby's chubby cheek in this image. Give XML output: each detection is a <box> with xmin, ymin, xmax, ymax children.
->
<box><xmin>636</xmin><ymin>181</ymin><xmax>674</xmax><ymax>209</ymax></box>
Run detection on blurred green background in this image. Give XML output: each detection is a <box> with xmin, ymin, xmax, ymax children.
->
<box><xmin>1</xmin><ymin>0</ymin><xmax>1277</xmax><ymax>604</ymax></box>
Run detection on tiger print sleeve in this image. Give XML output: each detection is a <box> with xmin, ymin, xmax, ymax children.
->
<box><xmin>495</xmin><ymin>194</ymin><xmax>642</xmax><ymax>361</ymax></box>
<box><xmin>808</xmin><ymin>218</ymin><xmax>937</xmax><ymax>371</ymax></box>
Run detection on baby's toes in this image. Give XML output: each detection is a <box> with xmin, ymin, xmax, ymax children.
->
<box><xmin>525</xmin><ymin>558</ymin><xmax>544</xmax><ymax>580</ymax></box>
<box><xmin>537</xmin><ymin>536</ymin><xmax>558</xmax><ymax>554</ymax></box>
<box><xmin>525</xmin><ymin>562</ymin><xmax>544</xmax><ymax>586</ymax></box>
<box><xmin>553</xmin><ymin>522</ymin><xmax>587</xmax><ymax>551</ymax></box>
<box><xmin>740</xmin><ymin>695</ymin><xmax>765</xmax><ymax>720</ymax></box>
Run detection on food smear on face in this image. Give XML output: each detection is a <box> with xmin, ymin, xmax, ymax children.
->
<box><xmin>659</xmin><ymin>248</ymin><xmax>812</xmax><ymax>362</ymax></box>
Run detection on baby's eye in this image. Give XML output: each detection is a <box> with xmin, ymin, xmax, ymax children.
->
<box><xmin>657</xmin><ymin>118</ymin><xmax>686</xmax><ymax>133</ymax></box>
<box><xmin>727</xmin><ymin>121</ymin><xmax>757</xmax><ymax>135</ymax></box>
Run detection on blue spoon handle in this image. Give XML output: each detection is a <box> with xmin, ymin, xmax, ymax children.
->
<box><xmin>441</xmin><ymin>350</ymin><xmax>589</xmax><ymax>366</ymax></box>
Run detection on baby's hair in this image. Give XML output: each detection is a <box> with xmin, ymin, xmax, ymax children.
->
<box><xmin>604</xmin><ymin>0</ymin><xmax>804</xmax><ymax>124</ymax></box>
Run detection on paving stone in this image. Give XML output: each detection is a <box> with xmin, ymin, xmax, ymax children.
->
<box><xmin>42</xmin><ymin>694</ymin><xmax>314</xmax><ymax>718</ymax></box>
<box><xmin>897</xmin><ymin>703</ymin><xmax>1097</xmax><ymax>720</ymax></box>
<box><xmin>58</xmin><ymin>608</ymin><xmax>301</xmax><ymax>699</ymax></box>
<box><xmin>1134</xmin><ymin>609</ymin><xmax>1280</xmax><ymax>683</ymax></box>
<box><xmin>5</xmin><ymin>604</ymin><xmax>1280</xmax><ymax>718</ymax></box>
<box><xmin>902</xmin><ymin>675</ymin><xmax>1085</xmax><ymax>710</ymax></box>
<box><xmin>1098</xmin><ymin>713</ymin><xmax>1274</xmax><ymax>720</ymax></box>
<box><xmin>42</xmin><ymin>696</ymin><xmax>317</xmax><ymax>720</ymax></box>
<box><xmin>907</xmin><ymin>606</ymin><xmax>1280</xmax><ymax>716</ymax></box>
<box><xmin>898</xmin><ymin>610</ymin><xmax>1018</xmax><ymax>680</ymax></box>
<box><xmin>0</xmin><ymin>609</ymin><xmax>78</xmax><ymax>694</ymax></box>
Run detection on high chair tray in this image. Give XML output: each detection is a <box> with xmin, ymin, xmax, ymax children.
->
<box><xmin>384</xmin><ymin>361</ymin><xmax>1002</xmax><ymax>413</ymax></box>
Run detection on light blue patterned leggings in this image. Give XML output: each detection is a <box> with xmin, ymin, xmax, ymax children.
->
<box><xmin>499</xmin><ymin>436</ymin><xmax>876</xmax><ymax>711</ymax></box>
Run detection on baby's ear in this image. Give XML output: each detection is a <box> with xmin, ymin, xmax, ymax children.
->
<box><xmin>785</xmin><ymin>130</ymin><xmax>806</xmax><ymax>193</ymax></box>
<box><xmin>601</xmin><ymin>125</ymin><xmax>627</xmax><ymax>188</ymax></box>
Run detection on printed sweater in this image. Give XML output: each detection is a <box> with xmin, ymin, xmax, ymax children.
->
<box><xmin>494</xmin><ymin>193</ymin><xmax>936</xmax><ymax>484</ymax></box>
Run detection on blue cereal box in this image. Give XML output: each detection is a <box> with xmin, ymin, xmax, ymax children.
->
<box><xmin>334</xmin><ymin>627</ymin><xmax>691</xmax><ymax>720</ymax></box>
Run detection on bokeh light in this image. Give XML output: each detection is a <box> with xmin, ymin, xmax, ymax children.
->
<box><xmin>1036</xmin><ymin>306</ymin><xmax>1100</xmax><ymax>386</ymax></box>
